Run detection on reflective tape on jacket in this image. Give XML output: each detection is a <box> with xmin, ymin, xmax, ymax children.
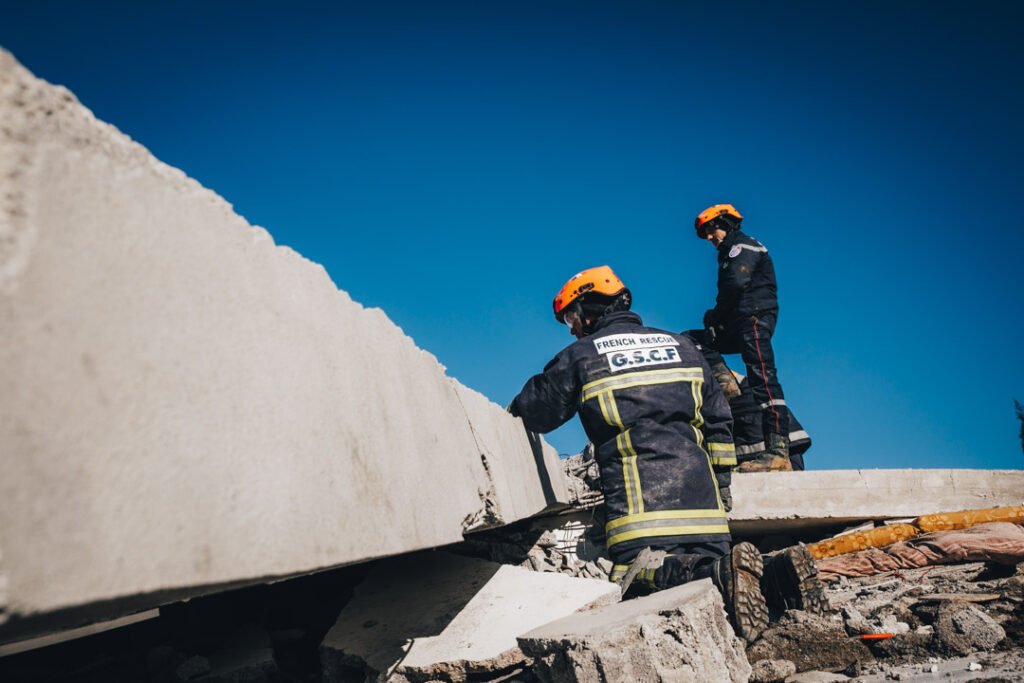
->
<box><xmin>707</xmin><ymin>441</ymin><xmax>737</xmax><ymax>467</ymax></box>
<box><xmin>759</xmin><ymin>398</ymin><xmax>787</xmax><ymax>409</ymax></box>
<box><xmin>581</xmin><ymin>367</ymin><xmax>705</xmax><ymax>402</ymax></box>
<box><xmin>735</xmin><ymin>441</ymin><xmax>765</xmax><ymax>456</ymax></box>
<box><xmin>605</xmin><ymin>509</ymin><xmax>730</xmax><ymax>548</ymax></box>
<box><xmin>610</xmin><ymin>564</ymin><xmax>629</xmax><ymax>582</ymax></box>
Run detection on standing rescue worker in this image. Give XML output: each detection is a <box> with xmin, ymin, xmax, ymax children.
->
<box><xmin>690</xmin><ymin>204</ymin><xmax>792</xmax><ymax>472</ymax></box>
<box><xmin>509</xmin><ymin>266</ymin><xmax>826</xmax><ymax>642</ymax></box>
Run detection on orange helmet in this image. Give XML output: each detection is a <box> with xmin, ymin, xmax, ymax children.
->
<box><xmin>552</xmin><ymin>266</ymin><xmax>628</xmax><ymax>323</ymax></box>
<box><xmin>695</xmin><ymin>204</ymin><xmax>742</xmax><ymax>237</ymax></box>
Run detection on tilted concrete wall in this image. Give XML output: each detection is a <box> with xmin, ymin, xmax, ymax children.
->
<box><xmin>0</xmin><ymin>49</ymin><xmax>568</xmax><ymax>643</ymax></box>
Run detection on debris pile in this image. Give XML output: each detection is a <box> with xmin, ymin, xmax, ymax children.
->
<box><xmin>746</xmin><ymin>548</ymin><xmax>1024</xmax><ymax>681</ymax></box>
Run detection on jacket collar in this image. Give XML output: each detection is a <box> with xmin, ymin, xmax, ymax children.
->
<box><xmin>718</xmin><ymin>229</ymin><xmax>745</xmax><ymax>252</ymax></box>
<box><xmin>592</xmin><ymin>310</ymin><xmax>642</xmax><ymax>333</ymax></box>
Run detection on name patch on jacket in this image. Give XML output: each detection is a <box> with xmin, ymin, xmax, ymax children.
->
<box><xmin>593</xmin><ymin>333</ymin><xmax>680</xmax><ymax>372</ymax></box>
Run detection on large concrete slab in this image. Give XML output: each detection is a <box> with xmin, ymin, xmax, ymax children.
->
<box><xmin>518</xmin><ymin>579</ymin><xmax>751</xmax><ymax>683</ymax></box>
<box><xmin>320</xmin><ymin>551</ymin><xmax>619</xmax><ymax>681</ymax></box>
<box><xmin>730</xmin><ymin>469</ymin><xmax>1024</xmax><ymax>536</ymax></box>
<box><xmin>0</xmin><ymin>49</ymin><xmax>568</xmax><ymax>643</ymax></box>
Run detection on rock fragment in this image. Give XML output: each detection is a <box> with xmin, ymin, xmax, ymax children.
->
<box><xmin>519</xmin><ymin>579</ymin><xmax>750</xmax><ymax>683</ymax></box>
<box><xmin>934</xmin><ymin>603</ymin><xmax>1006</xmax><ymax>655</ymax></box>
<box><xmin>749</xmin><ymin>657</ymin><xmax>796</xmax><ymax>682</ymax></box>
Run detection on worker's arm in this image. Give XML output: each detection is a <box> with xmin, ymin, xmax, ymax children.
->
<box><xmin>508</xmin><ymin>350</ymin><xmax>581</xmax><ymax>434</ymax></box>
<box><xmin>699</xmin><ymin>359</ymin><xmax>736</xmax><ymax>509</ymax></box>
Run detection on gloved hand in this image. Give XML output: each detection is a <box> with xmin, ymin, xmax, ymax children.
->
<box><xmin>702</xmin><ymin>308</ymin><xmax>718</xmax><ymax>329</ymax></box>
<box><xmin>719</xmin><ymin>485</ymin><xmax>733</xmax><ymax>513</ymax></box>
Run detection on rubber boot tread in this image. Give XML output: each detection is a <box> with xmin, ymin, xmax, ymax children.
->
<box><xmin>729</xmin><ymin>542</ymin><xmax>770</xmax><ymax>643</ymax></box>
<box><xmin>764</xmin><ymin>545</ymin><xmax>830</xmax><ymax>615</ymax></box>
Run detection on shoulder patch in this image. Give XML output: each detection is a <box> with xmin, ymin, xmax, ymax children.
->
<box><xmin>728</xmin><ymin>245</ymin><xmax>742</xmax><ymax>258</ymax></box>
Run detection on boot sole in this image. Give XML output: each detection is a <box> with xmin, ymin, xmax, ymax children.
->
<box><xmin>730</xmin><ymin>542</ymin><xmax>770</xmax><ymax>643</ymax></box>
<box><xmin>775</xmin><ymin>545</ymin><xmax>830</xmax><ymax>615</ymax></box>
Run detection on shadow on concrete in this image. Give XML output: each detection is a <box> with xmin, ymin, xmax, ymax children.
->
<box><xmin>525</xmin><ymin>429</ymin><xmax>558</xmax><ymax>506</ymax></box>
<box><xmin>321</xmin><ymin>551</ymin><xmax>502</xmax><ymax>677</ymax></box>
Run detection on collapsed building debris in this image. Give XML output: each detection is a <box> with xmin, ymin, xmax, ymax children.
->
<box><xmin>319</xmin><ymin>552</ymin><xmax>619</xmax><ymax>683</ymax></box>
<box><xmin>518</xmin><ymin>580</ymin><xmax>750</xmax><ymax>683</ymax></box>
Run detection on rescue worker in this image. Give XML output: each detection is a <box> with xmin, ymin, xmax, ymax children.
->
<box><xmin>690</xmin><ymin>204</ymin><xmax>792</xmax><ymax>472</ymax></box>
<box><xmin>508</xmin><ymin>266</ymin><xmax>825</xmax><ymax>642</ymax></box>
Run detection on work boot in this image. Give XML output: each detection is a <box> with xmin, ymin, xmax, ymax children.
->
<box><xmin>735</xmin><ymin>452</ymin><xmax>792</xmax><ymax>472</ymax></box>
<box><xmin>693</xmin><ymin>542</ymin><xmax>769</xmax><ymax>643</ymax></box>
<box><xmin>710</xmin><ymin>361</ymin><xmax>742</xmax><ymax>402</ymax></box>
<box><xmin>736</xmin><ymin>433</ymin><xmax>792</xmax><ymax>472</ymax></box>
<box><xmin>761</xmin><ymin>545</ymin><xmax>830</xmax><ymax>616</ymax></box>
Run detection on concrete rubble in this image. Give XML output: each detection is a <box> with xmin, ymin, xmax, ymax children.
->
<box><xmin>319</xmin><ymin>552</ymin><xmax>619</xmax><ymax>682</ymax></box>
<box><xmin>518</xmin><ymin>579</ymin><xmax>751</xmax><ymax>683</ymax></box>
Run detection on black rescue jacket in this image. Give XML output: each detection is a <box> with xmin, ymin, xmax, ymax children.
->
<box><xmin>509</xmin><ymin>311</ymin><xmax>735</xmax><ymax>558</ymax></box>
<box><xmin>711</xmin><ymin>230</ymin><xmax>779</xmax><ymax>325</ymax></box>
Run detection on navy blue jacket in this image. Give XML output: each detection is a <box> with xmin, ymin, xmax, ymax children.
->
<box><xmin>711</xmin><ymin>230</ymin><xmax>778</xmax><ymax>325</ymax></box>
<box><xmin>509</xmin><ymin>312</ymin><xmax>734</xmax><ymax>557</ymax></box>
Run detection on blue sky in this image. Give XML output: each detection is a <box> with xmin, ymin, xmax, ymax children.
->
<box><xmin>3</xmin><ymin>2</ymin><xmax>1022</xmax><ymax>469</ymax></box>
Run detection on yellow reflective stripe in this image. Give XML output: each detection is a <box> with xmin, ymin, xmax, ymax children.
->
<box><xmin>603</xmin><ymin>390</ymin><xmax>644</xmax><ymax>516</ymax></box>
<box><xmin>689</xmin><ymin>379</ymin><xmax>705</xmax><ymax>448</ymax></box>
<box><xmin>704</xmin><ymin>442</ymin><xmax>726</xmax><ymax>512</ymax></box>
<box><xmin>608</xmin><ymin>524</ymin><xmax>732</xmax><ymax>547</ymax></box>
<box><xmin>606</xmin><ymin>508</ymin><xmax>728</xmax><ymax>531</ymax></box>
<box><xmin>581</xmin><ymin>367</ymin><xmax>704</xmax><ymax>401</ymax></box>
<box><xmin>616</xmin><ymin>431</ymin><xmax>644</xmax><ymax>515</ymax></box>
<box><xmin>617</xmin><ymin>432</ymin><xmax>636</xmax><ymax>514</ymax></box>
<box><xmin>605</xmin><ymin>508</ymin><xmax>730</xmax><ymax>547</ymax></box>
<box><xmin>623</xmin><ymin>429</ymin><xmax>644</xmax><ymax>514</ymax></box>
<box><xmin>708</xmin><ymin>442</ymin><xmax>737</xmax><ymax>467</ymax></box>
<box><xmin>597</xmin><ymin>393</ymin><xmax>614</xmax><ymax>426</ymax></box>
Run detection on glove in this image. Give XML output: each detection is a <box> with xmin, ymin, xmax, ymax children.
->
<box><xmin>702</xmin><ymin>308</ymin><xmax>718</xmax><ymax>329</ymax></box>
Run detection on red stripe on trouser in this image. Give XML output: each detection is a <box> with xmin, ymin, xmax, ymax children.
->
<box><xmin>752</xmin><ymin>316</ymin><xmax>781</xmax><ymax>433</ymax></box>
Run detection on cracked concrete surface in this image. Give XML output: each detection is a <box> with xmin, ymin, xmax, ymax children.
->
<box><xmin>0</xmin><ymin>48</ymin><xmax>567</xmax><ymax>644</ymax></box>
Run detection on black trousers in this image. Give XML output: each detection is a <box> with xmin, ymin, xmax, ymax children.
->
<box><xmin>690</xmin><ymin>313</ymin><xmax>790</xmax><ymax>438</ymax></box>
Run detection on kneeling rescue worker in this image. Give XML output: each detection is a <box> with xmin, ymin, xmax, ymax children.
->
<box><xmin>508</xmin><ymin>266</ymin><xmax>827</xmax><ymax>643</ymax></box>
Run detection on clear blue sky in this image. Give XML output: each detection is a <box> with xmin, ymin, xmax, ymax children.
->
<box><xmin>3</xmin><ymin>2</ymin><xmax>1022</xmax><ymax>469</ymax></box>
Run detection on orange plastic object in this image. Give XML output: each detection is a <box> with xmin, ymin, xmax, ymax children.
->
<box><xmin>807</xmin><ymin>523</ymin><xmax>920</xmax><ymax>560</ymax></box>
<box><xmin>914</xmin><ymin>505</ymin><xmax>1024</xmax><ymax>533</ymax></box>
<box><xmin>859</xmin><ymin>633</ymin><xmax>893</xmax><ymax>640</ymax></box>
<box><xmin>552</xmin><ymin>266</ymin><xmax>626</xmax><ymax>321</ymax></box>
<box><xmin>695</xmin><ymin>203</ymin><xmax>742</xmax><ymax>230</ymax></box>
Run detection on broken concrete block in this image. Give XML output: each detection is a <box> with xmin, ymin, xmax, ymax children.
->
<box><xmin>518</xmin><ymin>579</ymin><xmax>750</xmax><ymax>683</ymax></box>
<box><xmin>934</xmin><ymin>603</ymin><xmax>1006</xmax><ymax>655</ymax></box>
<box><xmin>749</xmin><ymin>658</ymin><xmax>796</xmax><ymax>682</ymax></box>
<box><xmin>320</xmin><ymin>552</ymin><xmax>618</xmax><ymax>682</ymax></box>
<box><xmin>0</xmin><ymin>47</ymin><xmax>568</xmax><ymax>645</ymax></box>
